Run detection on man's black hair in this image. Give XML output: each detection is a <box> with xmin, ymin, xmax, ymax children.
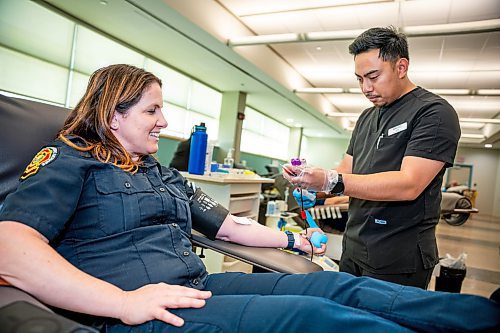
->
<box><xmin>348</xmin><ymin>26</ymin><xmax>409</xmax><ymax>62</ymax></box>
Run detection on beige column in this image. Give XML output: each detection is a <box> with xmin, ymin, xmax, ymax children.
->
<box><xmin>217</xmin><ymin>91</ymin><xmax>247</xmax><ymax>163</ymax></box>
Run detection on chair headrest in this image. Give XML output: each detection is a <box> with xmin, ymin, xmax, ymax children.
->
<box><xmin>0</xmin><ymin>94</ymin><xmax>70</xmax><ymax>202</ymax></box>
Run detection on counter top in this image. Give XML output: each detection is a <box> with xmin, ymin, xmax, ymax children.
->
<box><xmin>181</xmin><ymin>172</ymin><xmax>275</xmax><ymax>184</ymax></box>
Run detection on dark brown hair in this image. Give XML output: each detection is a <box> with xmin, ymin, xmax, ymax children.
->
<box><xmin>349</xmin><ymin>26</ymin><xmax>409</xmax><ymax>63</ymax></box>
<box><xmin>59</xmin><ymin>64</ymin><xmax>162</xmax><ymax>172</ymax></box>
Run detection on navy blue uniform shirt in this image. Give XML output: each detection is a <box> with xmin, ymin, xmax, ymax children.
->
<box><xmin>344</xmin><ymin>87</ymin><xmax>460</xmax><ymax>274</ymax></box>
<box><xmin>0</xmin><ymin>138</ymin><xmax>212</xmax><ymax>291</ymax></box>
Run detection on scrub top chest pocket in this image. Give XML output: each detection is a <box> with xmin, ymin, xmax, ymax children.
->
<box><xmin>370</xmin><ymin>129</ymin><xmax>409</xmax><ymax>172</ymax></box>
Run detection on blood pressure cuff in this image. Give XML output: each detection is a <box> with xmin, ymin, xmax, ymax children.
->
<box><xmin>190</xmin><ymin>187</ymin><xmax>229</xmax><ymax>240</ymax></box>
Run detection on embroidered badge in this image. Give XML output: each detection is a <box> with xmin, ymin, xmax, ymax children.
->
<box><xmin>20</xmin><ymin>147</ymin><xmax>59</xmax><ymax>180</ymax></box>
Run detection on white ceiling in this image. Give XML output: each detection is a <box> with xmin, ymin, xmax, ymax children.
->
<box><xmin>39</xmin><ymin>0</ymin><xmax>500</xmax><ymax>147</ymax></box>
<box><xmin>166</xmin><ymin>0</ymin><xmax>500</xmax><ymax>147</ymax></box>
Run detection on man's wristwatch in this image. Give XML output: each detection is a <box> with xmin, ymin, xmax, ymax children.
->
<box><xmin>330</xmin><ymin>173</ymin><xmax>344</xmax><ymax>195</ymax></box>
<box><xmin>284</xmin><ymin>231</ymin><xmax>301</xmax><ymax>249</ymax></box>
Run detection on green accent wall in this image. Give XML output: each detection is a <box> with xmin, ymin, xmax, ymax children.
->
<box><xmin>156</xmin><ymin>137</ymin><xmax>285</xmax><ymax>176</ymax></box>
<box><xmin>239</xmin><ymin>151</ymin><xmax>286</xmax><ymax>176</ymax></box>
<box><xmin>211</xmin><ymin>147</ymin><xmax>285</xmax><ymax>175</ymax></box>
<box><xmin>156</xmin><ymin>136</ymin><xmax>181</xmax><ymax>166</ymax></box>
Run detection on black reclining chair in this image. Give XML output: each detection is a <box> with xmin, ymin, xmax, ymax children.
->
<box><xmin>0</xmin><ymin>93</ymin><xmax>321</xmax><ymax>330</ymax></box>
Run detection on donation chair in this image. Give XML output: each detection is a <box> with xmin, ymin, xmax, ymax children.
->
<box><xmin>0</xmin><ymin>95</ymin><xmax>99</xmax><ymax>331</ymax></box>
<box><xmin>440</xmin><ymin>190</ymin><xmax>478</xmax><ymax>226</ymax></box>
<box><xmin>0</xmin><ymin>93</ymin><xmax>321</xmax><ymax>331</ymax></box>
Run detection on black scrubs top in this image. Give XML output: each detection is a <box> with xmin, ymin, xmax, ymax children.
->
<box><xmin>344</xmin><ymin>87</ymin><xmax>460</xmax><ymax>274</ymax></box>
<box><xmin>0</xmin><ymin>138</ymin><xmax>222</xmax><ymax>291</ymax></box>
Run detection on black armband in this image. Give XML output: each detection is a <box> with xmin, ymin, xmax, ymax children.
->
<box><xmin>190</xmin><ymin>188</ymin><xmax>229</xmax><ymax>240</ymax></box>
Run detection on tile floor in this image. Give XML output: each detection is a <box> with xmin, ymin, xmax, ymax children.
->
<box><xmin>428</xmin><ymin>214</ymin><xmax>500</xmax><ymax>298</ymax></box>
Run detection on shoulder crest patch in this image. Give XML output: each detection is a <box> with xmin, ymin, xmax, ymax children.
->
<box><xmin>20</xmin><ymin>147</ymin><xmax>59</xmax><ymax>180</ymax></box>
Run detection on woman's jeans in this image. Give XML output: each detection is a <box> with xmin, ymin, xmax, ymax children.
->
<box><xmin>105</xmin><ymin>271</ymin><xmax>499</xmax><ymax>332</ymax></box>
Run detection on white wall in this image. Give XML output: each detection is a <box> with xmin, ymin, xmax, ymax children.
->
<box><xmin>455</xmin><ymin>147</ymin><xmax>500</xmax><ymax>216</ymax></box>
<box><xmin>303</xmin><ymin>138</ymin><xmax>499</xmax><ymax>216</ymax></box>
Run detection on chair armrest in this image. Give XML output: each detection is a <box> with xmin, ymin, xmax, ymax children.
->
<box><xmin>0</xmin><ymin>286</ymin><xmax>52</xmax><ymax>311</ymax></box>
<box><xmin>0</xmin><ymin>289</ymin><xmax>98</xmax><ymax>333</ymax></box>
<box><xmin>191</xmin><ymin>230</ymin><xmax>322</xmax><ymax>274</ymax></box>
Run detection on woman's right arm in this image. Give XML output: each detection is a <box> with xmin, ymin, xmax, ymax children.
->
<box><xmin>0</xmin><ymin>221</ymin><xmax>211</xmax><ymax>327</ymax></box>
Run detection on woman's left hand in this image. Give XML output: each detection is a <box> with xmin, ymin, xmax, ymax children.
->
<box><xmin>297</xmin><ymin>228</ymin><xmax>327</xmax><ymax>255</ymax></box>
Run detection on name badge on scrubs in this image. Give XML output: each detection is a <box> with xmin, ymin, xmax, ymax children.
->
<box><xmin>387</xmin><ymin>122</ymin><xmax>407</xmax><ymax>136</ymax></box>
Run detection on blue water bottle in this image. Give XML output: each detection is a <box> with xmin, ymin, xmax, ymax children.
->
<box><xmin>188</xmin><ymin>122</ymin><xmax>208</xmax><ymax>175</ymax></box>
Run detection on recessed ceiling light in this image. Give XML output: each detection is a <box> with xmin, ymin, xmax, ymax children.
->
<box><xmin>461</xmin><ymin>134</ymin><xmax>486</xmax><ymax>139</ymax></box>
<box><xmin>428</xmin><ymin>89</ymin><xmax>470</xmax><ymax>95</ymax></box>
<box><xmin>286</xmin><ymin>118</ymin><xmax>294</xmax><ymax>123</ymax></box>
<box><xmin>316</xmin><ymin>46</ymin><xmax>322</xmax><ymax>51</ymax></box>
<box><xmin>485</xmin><ymin>144</ymin><xmax>493</xmax><ymax>148</ymax></box>
<box><xmin>99</xmin><ymin>0</ymin><xmax>108</xmax><ymax>5</ymax></box>
<box><xmin>477</xmin><ymin>89</ymin><xmax>500</xmax><ymax>96</ymax></box>
<box><xmin>294</xmin><ymin>87</ymin><xmax>343</xmax><ymax>93</ymax></box>
<box><xmin>326</xmin><ymin>112</ymin><xmax>361</xmax><ymax>118</ymax></box>
<box><xmin>294</xmin><ymin>123</ymin><xmax>302</xmax><ymax>128</ymax></box>
<box><xmin>228</xmin><ymin>33</ymin><xmax>300</xmax><ymax>46</ymax></box>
